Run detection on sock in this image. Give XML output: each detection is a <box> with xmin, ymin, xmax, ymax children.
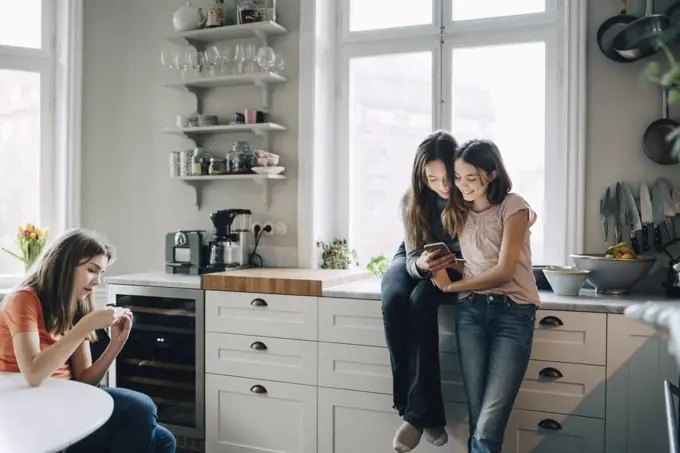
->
<box><xmin>393</xmin><ymin>421</ymin><xmax>423</xmax><ymax>453</ymax></box>
<box><xmin>424</xmin><ymin>427</ymin><xmax>448</xmax><ymax>447</ymax></box>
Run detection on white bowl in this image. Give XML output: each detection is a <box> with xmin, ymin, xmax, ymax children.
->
<box><xmin>251</xmin><ymin>166</ymin><xmax>284</xmax><ymax>175</ymax></box>
<box><xmin>542</xmin><ymin>266</ymin><xmax>590</xmax><ymax>297</ymax></box>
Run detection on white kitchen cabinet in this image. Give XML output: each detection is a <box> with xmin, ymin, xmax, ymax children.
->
<box><xmin>205</xmin><ymin>374</ymin><xmax>317</xmax><ymax>453</ymax></box>
<box><xmin>318</xmin><ymin>387</ymin><xmax>470</xmax><ymax>453</ymax></box>
<box><xmin>504</xmin><ymin>408</ymin><xmax>605</xmax><ymax>453</ymax></box>
<box><xmin>531</xmin><ymin>310</ymin><xmax>607</xmax><ymax>365</ymax></box>
<box><xmin>605</xmin><ymin>314</ymin><xmax>678</xmax><ymax>453</ymax></box>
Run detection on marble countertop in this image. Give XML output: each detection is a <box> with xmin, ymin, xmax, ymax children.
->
<box><xmin>105</xmin><ymin>272</ymin><xmax>201</xmax><ymax>289</ymax></box>
<box><xmin>322</xmin><ymin>278</ymin><xmax>675</xmax><ymax>314</ymax></box>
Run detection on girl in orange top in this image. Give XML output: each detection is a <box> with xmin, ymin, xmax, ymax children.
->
<box><xmin>0</xmin><ymin>229</ymin><xmax>176</xmax><ymax>453</ymax></box>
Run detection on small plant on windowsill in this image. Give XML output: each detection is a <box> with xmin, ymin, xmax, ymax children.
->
<box><xmin>2</xmin><ymin>224</ymin><xmax>49</xmax><ymax>272</ymax></box>
<box><xmin>317</xmin><ymin>239</ymin><xmax>358</xmax><ymax>270</ymax></box>
<box><xmin>367</xmin><ymin>254</ymin><xmax>389</xmax><ymax>278</ymax></box>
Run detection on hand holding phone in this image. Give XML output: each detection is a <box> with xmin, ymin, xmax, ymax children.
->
<box><xmin>417</xmin><ymin>242</ymin><xmax>457</xmax><ymax>273</ymax></box>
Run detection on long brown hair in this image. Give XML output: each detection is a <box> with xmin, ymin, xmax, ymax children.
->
<box><xmin>18</xmin><ymin>229</ymin><xmax>115</xmax><ymax>340</ymax></box>
<box><xmin>404</xmin><ymin>130</ymin><xmax>458</xmax><ymax>247</ymax></box>
<box><xmin>443</xmin><ymin>139</ymin><xmax>512</xmax><ymax>237</ymax></box>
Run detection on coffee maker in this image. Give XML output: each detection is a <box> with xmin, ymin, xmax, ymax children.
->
<box><xmin>207</xmin><ymin>209</ymin><xmax>253</xmax><ymax>271</ymax></box>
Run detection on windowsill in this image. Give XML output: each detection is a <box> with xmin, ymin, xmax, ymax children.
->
<box><xmin>0</xmin><ymin>275</ymin><xmax>23</xmax><ymax>296</ymax></box>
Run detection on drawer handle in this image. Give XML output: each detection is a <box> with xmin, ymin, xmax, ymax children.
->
<box><xmin>538</xmin><ymin>419</ymin><xmax>562</xmax><ymax>430</ymax></box>
<box><xmin>250</xmin><ymin>384</ymin><xmax>268</xmax><ymax>394</ymax></box>
<box><xmin>251</xmin><ymin>298</ymin><xmax>268</xmax><ymax>307</ymax></box>
<box><xmin>250</xmin><ymin>341</ymin><xmax>268</xmax><ymax>351</ymax></box>
<box><xmin>539</xmin><ymin>316</ymin><xmax>564</xmax><ymax>327</ymax></box>
<box><xmin>538</xmin><ymin>367</ymin><xmax>563</xmax><ymax>379</ymax></box>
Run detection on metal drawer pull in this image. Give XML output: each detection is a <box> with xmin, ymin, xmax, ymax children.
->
<box><xmin>250</xmin><ymin>341</ymin><xmax>267</xmax><ymax>351</ymax></box>
<box><xmin>538</xmin><ymin>367</ymin><xmax>563</xmax><ymax>379</ymax></box>
<box><xmin>250</xmin><ymin>385</ymin><xmax>268</xmax><ymax>394</ymax></box>
<box><xmin>539</xmin><ymin>316</ymin><xmax>564</xmax><ymax>327</ymax></box>
<box><xmin>250</xmin><ymin>298</ymin><xmax>268</xmax><ymax>307</ymax></box>
<box><xmin>538</xmin><ymin>419</ymin><xmax>562</xmax><ymax>430</ymax></box>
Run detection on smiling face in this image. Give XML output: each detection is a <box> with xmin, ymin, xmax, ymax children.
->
<box><xmin>424</xmin><ymin>159</ymin><xmax>451</xmax><ymax>200</ymax></box>
<box><xmin>72</xmin><ymin>254</ymin><xmax>108</xmax><ymax>301</ymax></box>
<box><xmin>453</xmin><ymin>157</ymin><xmax>496</xmax><ymax>205</ymax></box>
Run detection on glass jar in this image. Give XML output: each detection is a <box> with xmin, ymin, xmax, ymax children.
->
<box><xmin>209</xmin><ymin>158</ymin><xmax>227</xmax><ymax>175</ymax></box>
<box><xmin>228</xmin><ymin>141</ymin><xmax>252</xmax><ymax>173</ymax></box>
<box><xmin>191</xmin><ymin>148</ymin><xmax>203</xmax><ymax>176</ymax></box>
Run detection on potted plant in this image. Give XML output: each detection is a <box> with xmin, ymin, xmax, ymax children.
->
<box><xmin>2</xmin><ymin>224</ymin><xmax>49</xmax><ymax>272</ymax></box>
<box><xmin>367</xmin><ymin>254</ymin><xmax>389</xmax><ymax>278</ymax></box>
<box><xmin>316</xmin><ymin>239</ymin><xmax>358</xmax><ymax>270</ymax></box>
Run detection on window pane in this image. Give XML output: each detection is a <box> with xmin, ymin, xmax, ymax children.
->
<box><xmin>451</xmin><ymin>42</ymin><xmax>547</xmax><ymax>263</ymax></box>
<box><xmin>0</xmin><ymin>69</ymin><xmax>41</xmax><ymax>275</ymax></box>
<box><xmin>453</xmin><ymin>0</ymin><xmax>544</xmax><ymax>21</ymax></box>
<box><xmin>349</xmin><ymin>51</ymin><xmax>433</xmax><ymax>263</ymax></box>
<box><xmin>350</xmin><ymin>0</ymin><xmax>432</xmax><ymax>31</ymax></box>
<box><xmin>0</xmin><ymin>0</ymin><xmax>41</xmax><ymax>49</ymax></box>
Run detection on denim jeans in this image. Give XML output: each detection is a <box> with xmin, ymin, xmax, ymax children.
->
<box><xmin>68</xmin><ymin>387</ymin><xmax>176</xmax><ymax>453</ymax></box>
<box><xmin>381</xmin><ymin>242</ymin><xmax>459</xmax><ymax>428</ymax></box>
<box><xmin>455</xmin><ymin>293</ymin><xmax>536</xmax><ymax>453</ymax></box>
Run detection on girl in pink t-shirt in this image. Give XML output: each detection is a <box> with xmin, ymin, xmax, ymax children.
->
<box><xmin>432</xmin><ymin>139</ymin><xmax>539</xmax><ymax>453</ymax></box>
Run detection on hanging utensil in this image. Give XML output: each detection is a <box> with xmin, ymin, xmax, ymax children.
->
<box><xmin>615</xmin><ymin>182</ymin><xmax>625</xmax><ymax>243</ymax></box>
<box><xmin>643</xmin><ymin>85</ymin><xmax>680</xmax><ymax>166</ymax></box>
<box><xmin>640</xmin><ymin>181</ymin><xmax>653</xmax><ymax>251</ymax></box>
<box><xmin>622</xmin><ymin>183</ymin><xmax>643</xmax><ymax>253</ymax></box>
<box><xmin>612</xmin><ymin>0</ymin><xmax>670</xmax><ymax>61</ymax></box>
<box><xmin>600</xmin><ymin>187</ymin><xmax>613</xmax><ymax>241</ymax></box>
<box><xmin>659</xmin><ymin>179</ymin><xmax>677</xmax><ymax>237</ymax></box>
<box><xmin>653</xmin><ymin>181</ymin><xmax>671</xmax><ymax>249</ymax></box>
<box><xmin>597</xmin><ymin>0</ymin><xmax>638</xmax><ymax>62</ymax></box>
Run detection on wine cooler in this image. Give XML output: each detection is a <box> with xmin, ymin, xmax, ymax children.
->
<box><xmin>107</xmin><ymin>284</ymin><xmax>204</xmax><ymax>452</ymax></box>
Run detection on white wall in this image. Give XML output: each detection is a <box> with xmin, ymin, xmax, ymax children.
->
<box><xmin>82</xmin><ymin>0</ymin><xmax>680</xmax><ymax>275</ymax></box>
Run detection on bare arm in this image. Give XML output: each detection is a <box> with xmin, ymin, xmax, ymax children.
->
<box><xmin>70</xmin><ymin>339</ymin><xmax>122</xmax><ymax>386</ymax></box>
<box><xmin>432</xmin><ymin>210</ymin><xmax>529</xmax><ymax>292</ymax></box>
<box><xmin>12</xmin><ymin>320</ymin><xmax>95</xmax><ymax>387</ymax></box>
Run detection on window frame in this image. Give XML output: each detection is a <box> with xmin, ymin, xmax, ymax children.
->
<box><xmin>0</xmin><ymin>0</ymin><xmax>83</xmax><ymax>280</ymax></box>
<box><xmin>330</xmin><ymin>0</ymin><xmax>581</xmax><ymax>266</ymax></box>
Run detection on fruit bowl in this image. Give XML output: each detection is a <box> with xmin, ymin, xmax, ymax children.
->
<box><xmin>569</xmin><ymin>254</ymin><xmax>656</xmax><ymax>295</ymax></box>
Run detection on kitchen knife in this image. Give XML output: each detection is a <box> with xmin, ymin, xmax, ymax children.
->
<box><xmin>640</xmin><ymin>181</ymin><xmax>653</xmax><ymax>251</ymax></box>
<box><xmin>622</xmin><ymin>183</ymin><xmax>642</xmax><ymax>253</ymax></box>
<box><xmin>614</xmin><ymin>182</ymin><xmax>624</xmax><ymax>243</ymax></box>
<box><xmin>652</xmin><ymin>182</ymin><xmax>668</xmax><ymax>250</ymax></box>
<box><xmin>600</xmin><ymin>187</ymin><xmax>611</xmax><ymax>242</ymax></box>
<box><xmin>658</xmin><ymin>179</ymin><xmax>676</xmax><ymax>239</ymax></box>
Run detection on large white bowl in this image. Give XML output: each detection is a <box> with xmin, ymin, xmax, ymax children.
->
<box><xmin>542</xmin><ymin>266</ymin><xmax>590</xmax><ymax>297</ymax></box>
<box><xmin>570</xmin><ymin>254</ymin><xmax>656</xmax><ymax>295</ymax></box>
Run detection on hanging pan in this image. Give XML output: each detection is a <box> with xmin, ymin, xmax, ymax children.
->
<box><xmin>612</xmin><ymin>0</ymin><xmax>670</xmax><ymax>61</ymax></box>
<box><xmin>597</xmin><ymin>0</ymin><xmax>638</xmax><ymax>62</ymax></box>
<box><xmin>643</xmin><ymin>85</ymin><xmax>680</xmax><ymax>166</ymax></box>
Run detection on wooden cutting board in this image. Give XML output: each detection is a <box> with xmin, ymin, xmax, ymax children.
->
<box><xmin>201</xmin><ymin>268</ymin><xmax>372</xmax><ymax>296</ymax></box>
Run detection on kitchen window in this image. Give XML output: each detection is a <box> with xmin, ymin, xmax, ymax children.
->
<box><xmin>330</xmin><ymin>0</ymin><xmax>585</xmax><ymax>266</ymax></box>
<box><xmin>0</xmin><ymin>0</ymin><xmax>79</xmax><ymax>279</ymax></box>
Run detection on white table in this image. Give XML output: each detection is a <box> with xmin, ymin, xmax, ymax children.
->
<box><xmin>0</xmin><ymin>372</ymin><xmax>114</xmax><ymax>453</ymax></box>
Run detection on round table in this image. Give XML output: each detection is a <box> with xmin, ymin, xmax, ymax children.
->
<box><xmin>0</xmin><ymin>372</ymin><xmax>114</xmax><ymax>453</ymax></box>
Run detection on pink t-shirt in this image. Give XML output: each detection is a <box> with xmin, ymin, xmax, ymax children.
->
<box><xmin>459</xmin><ymin>193</ymin><xmax>540</xmax><ymax>305</ymax></box>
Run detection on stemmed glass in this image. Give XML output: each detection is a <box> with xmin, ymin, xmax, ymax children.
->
<box><xmin>233</xmin><ymin>44</ymin><xmax>246</xmax><ymax>74</ymax></box>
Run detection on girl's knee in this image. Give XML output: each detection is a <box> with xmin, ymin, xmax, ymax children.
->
<box><xmin>154</xmin><ymin>425</ymin><xmax>177</xmax><ymax>453</ymax></box>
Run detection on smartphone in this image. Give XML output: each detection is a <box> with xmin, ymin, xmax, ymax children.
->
<box><xmin>424</xmin><ymin>242</ymin><xmax>453</xmax><ymax>256</ymax></box>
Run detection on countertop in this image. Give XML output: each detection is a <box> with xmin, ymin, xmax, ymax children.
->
<box><xmin>106</xmin><ymin>272</ymin><xmax>201</xmax><ymax>289</ymax></box>
<box><xmin>322</xmin><ymin>278</ymin><xmax>675</xmax><ymax>314</ymax></box>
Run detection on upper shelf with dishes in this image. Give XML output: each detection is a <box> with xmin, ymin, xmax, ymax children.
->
<box><xmin>167</xmin><ymin>21</ymin><xmax>287</xmax><ymax>47</ymax></box>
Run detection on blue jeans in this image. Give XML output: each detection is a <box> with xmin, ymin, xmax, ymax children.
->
<box><xmin>455</xmin><ymin>293</ymin><xmax>536</xmax><ymax>453</ymax></box>
<box><xmin>68</xmin><ymin>387</ymin><xmax>176</xmax><ymax>453</ymax></box>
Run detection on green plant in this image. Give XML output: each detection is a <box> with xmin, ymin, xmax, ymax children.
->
<box><xmin>317</xmin><ymin>239</ymin><xmax>358</xmax><ymax>270</ymax></box>
<box><xmin>1</xmin><ymin>223</ymin><xmax>49</xmax><ymax>271</ymax></box>
<box><xmin>367</xmin><ymin>254</ymin><xmax>389</xmax><ymax>278</ymax></box>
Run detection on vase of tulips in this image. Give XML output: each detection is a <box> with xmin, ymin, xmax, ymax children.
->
<box><xmin>2</xmin><ymin>224</ymin><xmax>49</xmax><ymax>272</ymax></box>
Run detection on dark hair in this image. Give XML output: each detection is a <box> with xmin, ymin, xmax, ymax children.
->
<box><xmin>443</xmin><ymin>139</ymin><xmax>512</xmax><ymax>236</ymax></box>
<box><xmin>404</xmin><ymin>130</ymin><xmax>458</xmax><ymax>247</ymax></box>
<box><xmin>18</xmin><ymin>229</ymin><xmax>115</xmax><ymax>340</ymax></box>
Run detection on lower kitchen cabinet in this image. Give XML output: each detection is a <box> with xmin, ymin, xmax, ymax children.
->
<box><xmin>205</xmin><ymin>373</ymin><xmax>317</xmax><ymax>453</ymax></box>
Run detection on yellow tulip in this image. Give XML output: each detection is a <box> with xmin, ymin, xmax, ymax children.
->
<box><xmin>17</xmin><ymin>225</ymin><xmax>22</xmax><ymax>236</ymax></box>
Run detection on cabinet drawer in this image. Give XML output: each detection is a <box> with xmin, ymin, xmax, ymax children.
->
<box><xmin>206</xmin><ymin>333</ymin><xmax>318</xmax><ymax>385</ymax></box>
<box><xmin>205</xmin><ymin>374</ymin><xmax>317</xmax><ymax>453</ymax></box>
<box><xmin>505</xmin><ymin>408</ymin><xmax>605</xmax><ymax>453</ymax></box>
<box><xmin>317</xmin><ymin>343</ymin><xmax>465</xmax><ymax>403</ymax></box>
<box><xmin>206</xmin><ymin>291</ymin><xmax>317</xmax><ymax>341</ymax></box>
<box><xmin>318</xmin><ymin>297</ymin><xmax>458</xmax><ymax>353</ymax></box>
<box><xmin>516</xmin><ymin>360</ymin><xmax>606</xmax><ymax>418</ymax></box>
<box><xmin>531</xmin><ymin>310</ymin><xmax>606</xmax><ymax>365</ymax></box>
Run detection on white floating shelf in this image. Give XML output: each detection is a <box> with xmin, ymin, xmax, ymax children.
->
<box><xmin>166</xmin><ymin>21</ymin><xmax>288</xmax><ymax>46</ymax></box>
<box><xmin>172</xmin><ymin>173</ymin><xmax>285</xmax><ymax>210</ymax></box>
<box><xmin>164</xmin><ymin>72</ymin><xmax>286</xmax><ymax>91</ymax></box>
<box><xmin>164</xmin><ymin>123</ymin><xmax>286</xmax><ymax>135</ymax></box>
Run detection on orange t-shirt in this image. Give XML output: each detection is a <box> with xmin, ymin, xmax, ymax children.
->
<box><xmin>0</xmin><ymin>288</ymin><xmax>72</xmax><ymax>379</ymax></box>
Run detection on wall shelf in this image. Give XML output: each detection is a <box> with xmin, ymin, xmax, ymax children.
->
<box><xmin>164</xmin><ymin>72</ymin><xmax>286</xmax><ymax>91</ymax></box>
<box><xmin>166</xmin><ymin>21</ymin><xmax>288</xmax><ymax>48</ymax></box>
<box><xmin>172</xmin><ymin>174</ymin><xmax>285</xmax><ymax>210</ymax></box>
<box><xmin>164</xmin><ymin>123</ymin><xmax>286</xmax><ymax>135</ymax></box>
